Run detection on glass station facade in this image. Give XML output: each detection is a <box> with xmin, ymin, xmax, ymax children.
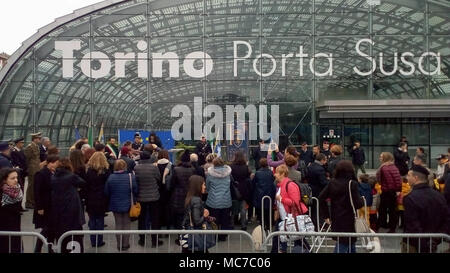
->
<box><xmin>0</xmin><ymin>0</ymin><xmax>449</xmax><ymax>168</ymax></box>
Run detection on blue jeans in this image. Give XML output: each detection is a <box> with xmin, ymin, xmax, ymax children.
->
<box><xmin>334</xmin><ymin>242</ymin><xmax>356</xmax><ymax>253</ymax></box>
<box><xmin>88</xmin><ymin>214</ymin><xmax>105</xmax><ymax>246</ymax></box>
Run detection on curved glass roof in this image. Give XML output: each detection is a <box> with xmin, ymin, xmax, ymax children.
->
<box><xmin>0</xmin><ymin>0</ymin><xmax>449</xmax><ymax>148</ymax></box>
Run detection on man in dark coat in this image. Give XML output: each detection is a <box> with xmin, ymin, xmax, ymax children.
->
<box><xmin>190</xmin><ymin>153</ymin><xmax>205</xmax><ymax>178</ymax></box>
<box><xmin>195</xmin><ymin>135</ymin><xmax>212</xmax><ymax>166</ymax></box>
<box><xmin>0</xmin><ymin>142</ymin><xmax>13</xmax><ymax>169</ymax></box>
<box><xmin>39</xmin><ymin>137</ymin><xmax>51</xmax><ymax>162</ymax></box>
<box><xmin>299</xmin><ymin>142</ymin><xmax>314</xmax><ymax>166</ymax></box>
<box><xmin>131</xmin><ymin>133</ymin><xmax>144</xmax><ymax>152</ymax></box>
<box><xmin>307</xmin><ymin>153</ymin><xmax>329</xmax><ymax>198</ymax></box>
<box><xmin>33</xmin><ymin>155</ymin><xmax>59</xmax><ymax>253</ymax></box>
<box><xmin>349</xmin><ymin>140</ymin><xmax>366</xmax><ymax>176</ymax></box>
<box><xmin>394</xmin><ymin>142</ymin><xmax>410</xmax><ymax>176</ymax></box>
<box><xmin>10</xmin><ymin>137</ymin><xmax>27</xmax><ymax>192</ymax></box>
<box><xmin>321</xmin><ymin>141</ymin><xmax>332</xmax><ymax>160</ymax></box>
<box><xmin>251</xmin><ymin>139</ymin><xmax>268</xmax><ymax>170</ymax></box>
<box><xmin>403</xmin><ymin>166</ymin><xmax>450</xmax><ymax>253</ymax></box>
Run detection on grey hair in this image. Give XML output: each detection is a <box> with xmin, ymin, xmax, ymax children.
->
<box><xmin>42</xmin><ymin>137</ymin><xmax>50</xmax><ymax>143</ymax></box>
<box><xmin>190</xmin><ymin>153</ymin><xmax>198</xmax><ymax>162</ymax></box>
<box><xmin>81</xmin><ymin>144</ymin><xmax>91</xmax><ymax>151</ymax></box>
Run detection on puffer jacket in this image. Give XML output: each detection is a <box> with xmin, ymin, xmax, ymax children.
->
<box><xmin>206</xmin><ymin>165</ymin><xmax>232</xmax><ymax>209</ymax></box>
<box><xmin>134</xmin><ymin>159</ymin><xmax>161</xmax><ymax>202</ymax></box>
<box><xmin>182</xmin><ymin>196</ymin><xmax>205</xmax><ymax>229</ymax></box>
<box><xmin>104</xmin><ymin>171</ymin><xmax>137</xmax><ymax>213</ymax></box>
<box><xmin>252</xmin><ymin>167</ymin><xmax>276</xmax><ymax>209</ymax></box>
<box><xmin>170</xmin><ymin>163</ymin><xmax>195</xmax><ymax>213</ymax></box>
<box><xmin>376</xmin><ymin>163</ymin><xmax>402</xmax><ymax>192</ymax></box>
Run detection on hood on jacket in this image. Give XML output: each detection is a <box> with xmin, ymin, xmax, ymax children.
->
<box><xmin>157</xmin><ymin>158</ymin><xmax>170</xmax><ymax>165</ymax></box>
<box><xmin>207</xmin><ymin>165</ymin><xmax>231</xmax><ymax>178</ymax></box>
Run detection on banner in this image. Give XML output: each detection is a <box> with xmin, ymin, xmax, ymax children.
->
<box><xmin>118</xmin><ymin>130</ymin><xmax>175</xmax><ymax>151</ymax></box>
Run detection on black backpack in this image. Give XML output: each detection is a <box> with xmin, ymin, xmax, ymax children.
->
<box><xmin>286</xmin><ymin>180</ymin><xmax>313</xmax><ymax>207</ymax></box>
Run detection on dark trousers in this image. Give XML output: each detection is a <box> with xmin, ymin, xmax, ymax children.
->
<box><xmin>377</xmin><ymin>191</ymin><xmax>398</xmax><ymax>231</ymax></box>
<box><xmin>256</xmin><ymin>208</ymin><xmax>272</xmax><ymax>230</ymax></box>
<box><xmin>138</xmin><ymin>201</ymin><xmax>160</xmax><ymax>243</ymax></box>
<box><xmin>34</xmin><ymin>225</ymin><xmax>54</xmax><ymax>253</ymax></box>
<box><xmin>88</xmin><ymin>214</ymin><xmax>105</xmax><ymax>246</ymax></box>
<box><xmin>208</xmin><ymin>207</ymin><xmax>232</xmax><ymax>240</ymax></box>
<box><xmin>172</xmin><ymin>210</ymin><xmax>185</xmax><ymax>230</ymax></box>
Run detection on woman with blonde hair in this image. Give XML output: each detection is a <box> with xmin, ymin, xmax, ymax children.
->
<box><xmin>85</xmin><ymin>152</ymin><xmax>111</xmax><ymax>247</ymax></box>
<box><xmin>376</xmin><ymin>152</ymin><xmax>402</xmax><ymax>233</ymax></box>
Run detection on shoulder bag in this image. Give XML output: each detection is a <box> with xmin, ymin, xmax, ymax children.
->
<box><xmin>348</xmin><ymin>180</ymin><xmax>370</xmax><ymax>233</ymax></box>
<box><xmin>129</xmin><ymin>173</ymin><xmax>141</xmax><ymax>218</ymax></box>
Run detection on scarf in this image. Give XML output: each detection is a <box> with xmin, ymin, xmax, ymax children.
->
<box><xmin>1</xmin><ymin>184</ymin><xmax>23</xmax><ymax>206</ymax></box>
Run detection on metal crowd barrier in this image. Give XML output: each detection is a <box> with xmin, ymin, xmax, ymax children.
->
<box><xmin>261</xmin><ymin>196</ymin><xmax>273</xmax><ymax>234</ymax></box>
<box><xmin>0</xmin><ymin>231</ymin><xmax>50</xmax><ymax>253</ymax></box>
<box><xmin>56</xmin><ymin>230</ymin><xmax>255</xmax><ymax>253</ymax></box>
<box><xmin>263</xmin><ymin>231</ymin><xmax>450</xmax><ymax>253</ymax></box>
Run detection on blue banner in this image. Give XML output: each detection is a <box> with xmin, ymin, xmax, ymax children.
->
<box><xmin>118</xmin><ymin>130</ymin><xmax>175</xmax><ymax>150</ymax></box>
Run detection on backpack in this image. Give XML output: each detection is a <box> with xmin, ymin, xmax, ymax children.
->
<box><xmin>286</xmin><ymin>180</ymin><xmax>313</xmax><ymax>207</ymax></box>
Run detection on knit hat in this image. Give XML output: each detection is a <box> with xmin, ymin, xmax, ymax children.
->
<box><xmin>181</xmin><ymin>150</ymin><xmax>191</xmax><ymax>163</ymax></box>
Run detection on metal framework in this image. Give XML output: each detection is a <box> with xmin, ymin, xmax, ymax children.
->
<box><xmin>0</xmin><ymin>0</ymin><xmax>448</xmax><ymax>148</ymax></box>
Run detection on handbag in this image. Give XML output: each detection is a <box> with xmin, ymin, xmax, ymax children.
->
<box><xmin>187</xmin><ymin>210</ymin><xmax>216</xmax><ymax>252</ymax></box>
<box><xmin>348</xmin><ymin>180</ymin><xmax>370</xmax><ymax>234</ymax></box>
<box><xmin>129</xmin><ymin>173</ymin><xmax>141</xmax><ymax>218</ymax></box>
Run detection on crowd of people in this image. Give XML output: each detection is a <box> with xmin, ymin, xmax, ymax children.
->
<box><xmin>0</xmin><ymin>132</ymin><xmax>449</xmax><ymax>253</ymax></box>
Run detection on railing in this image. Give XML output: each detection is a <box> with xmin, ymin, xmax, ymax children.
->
<box><xmin>0</xmin><ymin>231</ymin><xmax>50</xmax><ymax>253</ymax></box>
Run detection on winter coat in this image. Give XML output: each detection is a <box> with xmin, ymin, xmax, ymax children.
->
<box><xmin>39</xmin><ymin>144</ymin><xmax>48</xmax><ymax>162</ymax></box>
<box><xmin>318</xmin><ymin>178</ymin><xmax>364</xmax><ymax>243</ymax></box>
<box><xmin>358</xmin><ymin>182</ymin><xmax>373</xmax><ymax>207</ymax></box>
<box><xmin>321</xmin><ymin>149</ymin><xmax>331</xmax><ymax>160</ymax></box>
<box><xmin>33</xmin><ymin>166</ymin><xmax>53</xmax><ymax>228</ymax></box>
<box><xmin>350</xmin><ymin>147</ymin><xmax>365</xmax><ymax>166</ymax></box>
<box><xmin>192</xmin><ymin>161</ymin><xmax>205</xmax><ymax>178</ymax></box>
<box><xmin>300</xmin><ymin>149</ymin><xmax>314</xmax><ymax>166</ymax></box>
<box><xmin>85</xmin><ymin>168</ymin><xmax>110</xmax><ymax>216</ymax></box>
<box><xmin>195</xmin><ymin>141</ymin><xmax>212</xmax><ymax>166</ymax></box>
<box><xmin>50</xmin><ymin>169</ymin><xmax>86</xmax><ymax>239</ymax></box>
<box><xmin>327</xmin><ymin>156</ymin><xmax>342</xmax><ymax>178</ymax></box>
<box><xmin>403</xmin><ymin>183</ymin><xmax>450</xmax><ymax>252</ymax></box>
<box><xmin>24</xmin><ymin>142</ymin><xmax>41</xmax><ymax>177</ymax></box>
<box><xmin>120</xmin><ymin>155</ymin><xmax>136</xmax><ymax>173</ymax></box>
<box><xmin>252</xmin><ymin>145</ymin><xmax>268</xmax><ymax>170</ymax></box>
<box><xmin>394</xmin><ymin>148</ymin><xmax>410</xmax><ymax>176</ymax></box>
<box><xmin>376</xmin><ymin>163</ymin><xmax>402</xmax><ymax>192</ymax></box>
<box><xmin>278</xmin><ymin>177</ymin><xmax>308</xmax><ymax>216</ymax></box>
<box><xmin>230</xmin><ymin>164</ymin><xmax>252</xmax><ymax>204</ymax></box>
<box><xmin>182</xmin><ymin>196</ymin><xmax>205</xmax><ymax>229</ymax></box>
<box><xmin>134</xmin><ymin>159</ymin><xmax>161</xmax><ymax>202</ymax></box>
<box><xmin>0</xmin><ymin>202</ymin><xmax>21</xmax><ymax>253</ymax></box>
<box><xmin>252</xmin><ymin>167</ymin><xmax>276</xmax><ymax>209</ymax></box>
<box><xmin>206</xmin><ymin>165</ymin><xmax>232</xmax><ymax>209</ymax></box>
<box><xmin>104</xmin><ymin>171</ymin><xmax>137</xmax><ymax>213</ymax></box>
<box><xmin>287</xmin><ymin>166</ymin><xmax>301</xmax><ymax>184</ymax></box>
<box><xmin>0</xmin><ymin>154</ymin><xmax>13</xmax><ymax>169</ymax></box>
<box><xmin>10</xmin><ymin>148</ymin><xmax>27</xmax><ymax>177</ymax></box>
<box><xmin>170</xmin><ymin>164</ymin><xmax>195</xmax><ymax>213</ymax></box>
<box><xmin>157</xmin><ymin>159</ymin><xmax>171</xmax><ymax>202</ymax></box>
<box><xmin>307</xmin><ymin>161</ymin><xmax>329</xmax><ymax>197</ymax></box>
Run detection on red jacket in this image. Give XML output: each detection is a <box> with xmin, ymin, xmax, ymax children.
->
<box><xmin>376</xmin><ymin>163</ymin><xmax>402</xmax><ymax>192</ymax></box>
<box><xmin>278</xmin><ymin>177</ymin><xmax>308</xmax><ymax>216</ymax></box>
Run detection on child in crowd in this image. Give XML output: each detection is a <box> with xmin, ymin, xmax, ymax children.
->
<box><xmin>368</xmin><ymin>176</ymin><xmax>380</xmax><ymax>231</ymax></box>
<box><xmin>358</xmin><ymin>174</ymin><xmax>372</xmax><ymax>226</ymax></box>
<box><xmin>397</xmin><ymin>176</ymin><xmax>411</xmax><ymax>229</ymax></box>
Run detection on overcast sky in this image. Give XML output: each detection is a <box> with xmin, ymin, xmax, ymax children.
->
<box><xmin>0</xmin><ymin>0</ymin><xmax>102</xmax><ymax>55</ymax></box>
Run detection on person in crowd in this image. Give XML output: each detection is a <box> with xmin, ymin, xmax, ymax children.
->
<box><xmin>134</xmin><ymin>151</ymin><xmax>163</xmax><ymax>248</ymax></box>
<box><xmin>368</xmin><ymin>176</ymin><xmax>381</xmax><ymax>231</ymax></box>
<box><xmin>170</xmin><ymin>150</ymin><xmax>195</xmax><ymax>234</ymax></box>
<box><xmin>83</xmin><ymin>148</ymin><xmax>96</xmax><ymax>164</ymax></box>
<box><xmin>0</xmin><ymin>141</ymin><xmax>13</xmax><ymax>169</ymax></box>
<box><xmin>312</xmin><ymin>145</ymin><xmax>320</xmax><ymax>161</ymax></box>
<box><xmin>0</xmin><ymin>168</ymin><xmax>23</xmax><ymax>253</ymax></box>
<box><xmin>104</xmin><ymin>159</ymin><xmax>137</xmax><ymax>251</ymax></box>
<box><xmin>319</xmin><ymin>160</ymin><xmax>364</xmax><ymax>253</ymax></box>
<box><xmin>349</xmin><ymin>140</ymin><xmax>366</xmax><ymax>176</ymax></box>
<box><xmin>272</xmin><ymin>164</ymin><xmax>309</xmax><ymax>253</ymax></box>
<box><xmin>230</xmin><ymin>151</ymin><xmax>252</xmax><ymax>231</ymax></box>
<box><xmin>10</xmin><ymin>137</ymin><xmax>27</xmax><ymax>193</ymax></box>
<box><xmin>321</xmin><ymin>141</ymin><xmax>331</xmax><ymax>160</ymax></box>
<box><xmin>156</xmin><ymin>150</ymin><xmax>172</xmax><ymax>230</ymax></box>
<box><xmin>190</xmin><ymin>153</ymin><xmax>205</xmax><ymax>178</ymax></box>
<box><xmin>327</xmin><ymin>144</ymin><xmax>343</xmax><ymax>178</ymax></box>
<box><xmin>69</xmin><ymin>149</ymin><xmax>88</xmax><ymax>205</ymax></box>
<box><xmin>402</xmin><ymin>165</ymin><xmax>449</xmax><ymax>253</ymax></box>
<box><xmin>415</xmin><ymin>147</ymin><xmax>425</xmax><ymax>157</ymax></box>
<box><xmin>73</xmin><ymin>139</ymin><xmax>87</xmax><ymax>151</ymax></box>
<box><xmin>195</xmin><ymin>135</ymin><xmax>212</xmax><ymax>167</ymax></box>
<box><xmin>436</xmin><ymin>154</ymin><xmax>448</xmax><ymax>181</ymax></box>
<box><xmin>39</xmin><ymin>137</ymin><xmax>51</xmax><ymax>163</ymax></box>
<box><xmin>299</xmin><ymin>142</ymin><xmax>314</xmax><ymax>166</ymax></box>
<box><xmin>267</xmin><ymin>145</ymin><xmax>300</xmax><ymax>169</ymax></box>
<box><xmin>376</xmin><ymin>152</ymin><xmax>402</xmax><ymax>233</ymax></box>
<box><xmin>81</xmin><ymin>144</ymin><xmax>91</xmax><ymax>155</ymax></box>
<box><xmin>33</xmin><ymin>155</ymin><xmax>59</xmax><ymax>253</ymax></box>
<box><xmin>106</xmin><ymin>137</ymin><xmax>119</xmax><ymax>159</ymax></box>
<box><xmin>149</xmin><ymin>133</ymin><xmax>163</xmax><ymax>149</ymax></box>
<box><xmin>203</xmin><ymin>153</ymin><xmax>217</xmax><ymax>174</ymax></box>
<box><xmin>394</xmin><ymin>142</ymin><xmax>410</xmax><ymax>177</ymax></box>
<box><xmin>252</xmin><ymin>139</ymin><xmax>268</xmax><ymax>170</ymax></box>
<box><xmin>95</xmin><ymin>143</ymin><xmax>115</xmax><ymax>170</ymax></box>
<box><xmin>85</xmin><ymin>152</ymin><xmax>111</xmax><ymax>248</ymax></box>
<box><xmin>438</xmin><ymin>149</ymin><xmax>450</xmax><ymax>193</ymax></box>
<box><xmin>252</xmin><ymin>158</ymin><xmax>276</xmax><ymax>230</ymax></box>
<box><xmin>307</xmin><ymin>153</ymin><xmax>329</xmax><ymax>229</ymax></box>
<box><xmin>181</xmin><ymin>175</ymin><xmax>213</xmax><ymax>253</ymax></box>
<box><xmin>24</xmin><ymin>132</ymin><xmax>42</xmax><ymax>209</ymax></box>
<box><xmin>205</xmin><ymin>157</ymin><xmax>233</xmax><ymax>241</ymax></box>
<box><xmin>412</xmin><ymin>154</ymin><xmax>435</xmax><ymax>189</ymax></box>
<box><xmin>285</xmin><ymin>155</ymin><xmax>301</xmax><ymax>184</ymax></box>
<box><xmin>399</xmin><ymin>136</ymin><xmax>408</xmax><ymax>146</ymax></box>
<box><xmin>119</xmin><ymin>146</ymin><xmax>136</xmax><ymax>173</ymax></box>
<box><xmin>50</xmin><ymin>158</ymin><xmax>86</xmax><ymax>253</ymax></box>
<box><xmin>357</xmin><ymin>174</ymin><xmax>372</xmax><ymax>226</ymax></box>
<box><xmin>396</xmin><ymin>177</ymin><xmax>410</xmax><ymax>229</ymax></box>
<box><xmin>132</xmin><ymin>133</ymin><xmax>144</xmax><ymax>152</ymax></box>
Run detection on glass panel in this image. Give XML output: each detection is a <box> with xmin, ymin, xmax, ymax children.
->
<box><xmin>151</xmin><ymin>80</ymin><xmax>202</xmax><ymax>103</ymax></box>
<box><xmin>402</xmin><ymin>123</ymin><xmax>429</xmax><ymax>145</ymax></box>
<box><xmin>150</xmin><ymin>13</ymin><xmax>202</xmax><ymax>37</ymax></box>
<box><xmin>206</xmin><ymin>0</ymin><xmax>259</xmax><ymax>15</ymax></box>
<box><xmin>93</xmin><ymin>14</ymin><xmax>147</xmax><ymax>37</ymax></box>
<box><xmin>263</xmin><ymin>13</ymin><xmax>312</xmax><ymax>36</ymax></box>
<box><xmin>373</xmin><ymin>123</ymin><xmax>401</xmax><ymax>145</ymax></box>
<box><xmin>205</xmin><ymin>15</ymin><xmax>259</xmax><ymax>37</ymax></box>
<box><xmin>262</xmin><ymin>0</ymin><xmax>311</xmax><ymax>13</ymax></box>
<box><xmin>263</xmin><ymin>80</ymin><xmax>312</xmax><ymax>103</ymax></box>
<box><xmin>206</xmin><ymin>80</ymin><xmax>259</xmax><ymax>104</ymax></box>
<box><xmin>431</xmin><ymin>123</ymin><xmax>450</xmax><ymax>145</ymax></box>
<box><xmin>373</xmin><ymin>79</ymin><xmax>426</xmax><ymax>100</ymax></box>
<box><xmin>37</xmin><ymin>81</ymin><xmax>90</xmax><ymax>104</ymax></box>
<box><xmin>95</xmin><ymin>79</ymin><xmax>146</xmax><ymax>104</ymax></box>
<box><xmin>37</xmin><ymin>104</ymin><xmax>90</xmax><ymax>127</ymax></box>
<box><xmin>1</xmin><ymin>81</ymin><xmax>33</xmax><ymax>104</ymax></box>
<box><xmin>316</xmin><ymin>12</ymin><xmax>369</xmax><ymax>35</ymax></box>
<box><xmin>373</xmin><ymin>11</ymin><xmax>424</xmax><ymax>35</ymax></box>
<box><xmin>317</xmin><ymin>80</ymin><xmax>369</xmax><ymax>103</ymax></box>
